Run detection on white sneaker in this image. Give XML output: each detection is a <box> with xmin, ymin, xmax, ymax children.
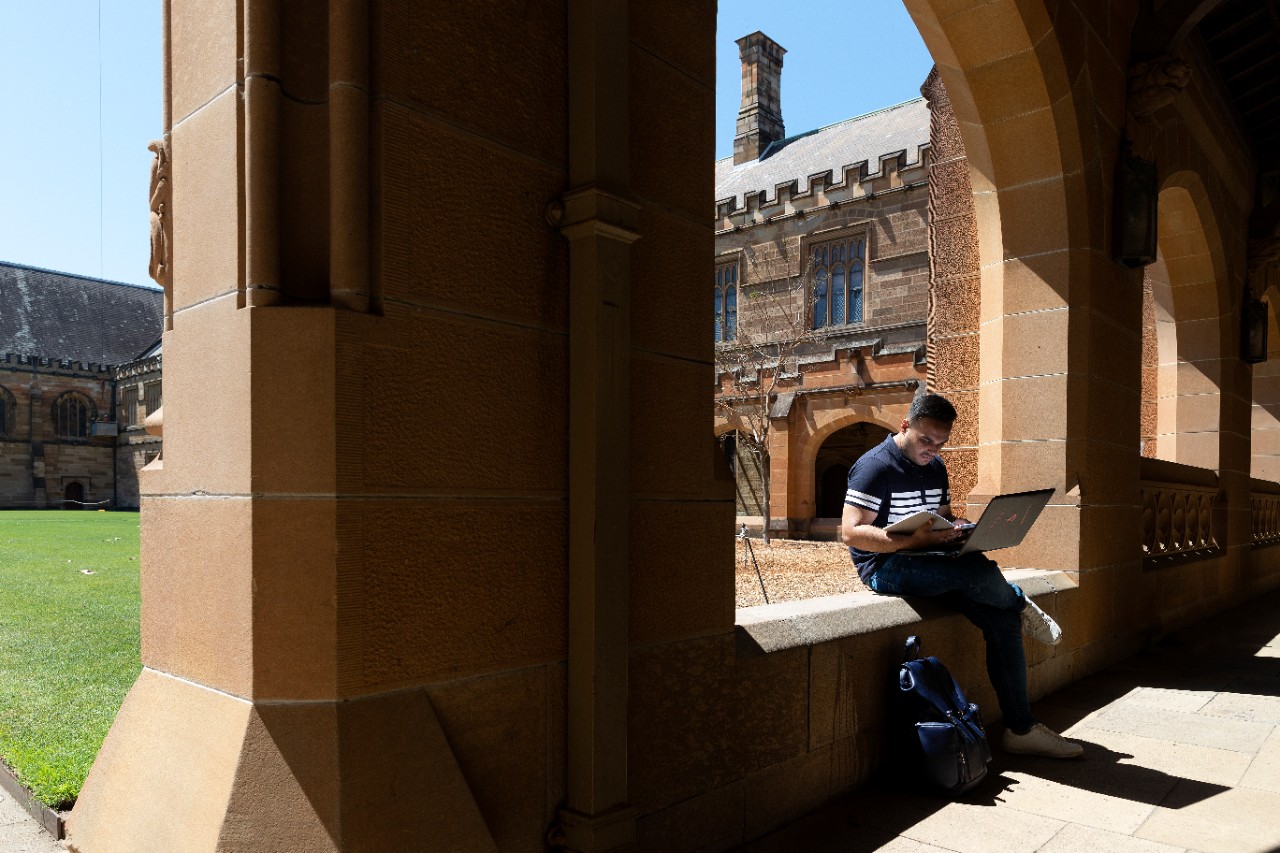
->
<box><xmin>1021</xmin><ymin>598</ymin><xmax>1062</xmax><ymax>645</ymax></box>
<box><xmin>1002</xmin><ymin>723</ymin><xmax>1083</xmax><ymax>758</ymax></box>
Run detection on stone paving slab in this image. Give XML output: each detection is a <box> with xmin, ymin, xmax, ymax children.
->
<box><xmin>1123</xmin><ymin>686</ymin><xmax>1215</xmax><ymax>713</ymax></box>
<box><xmin>1048</xmin><ymin>727</ymin><xmax>1251</xmax><ymax>789</ymax></box>
<box><xmin>1238</xmin><ymin>726</ymin><xmax>1280</xmax><ymax>793</ymax></box>
<box><xmin>1080</xmin><ymin>703</ymin><xmax>1274</xmax><ymax>754</ymax></box>
<box><xmin>1037</xmin><ymin>823</ymin><xmax>1186</xmax><ymax>853</ymax></box>
<box><xmin>987</xmin><ymin>770</ymin><xmax>1157</xmax><ymax>836</ymax></box>
<box><xmin>1135</xmin><ymin>784</ymin><xmax>1280</xmax><ymax>853</ymax></box>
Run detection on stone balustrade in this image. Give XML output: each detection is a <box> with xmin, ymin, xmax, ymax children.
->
<box><xmin>1250</xmin><ymin>478</ymin><xmax>1280</xmax><ymax>545</ymax></box>
<box><xmin>1140</xmin><ymin>457</ymin><xmax>1221</xmax><ymax>565</ymax></box>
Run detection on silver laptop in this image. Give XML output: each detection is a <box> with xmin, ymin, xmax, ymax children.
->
<box><xmin>902</xmin><ymin>488</ymin><xmax>1054</xmax><ymax>558</ymax></box>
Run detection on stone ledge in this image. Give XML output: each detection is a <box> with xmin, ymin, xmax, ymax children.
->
<box><xmin>735</xmin><ymin>569</ymin><xmax>1077</xmax><ymax>653</ymax></box>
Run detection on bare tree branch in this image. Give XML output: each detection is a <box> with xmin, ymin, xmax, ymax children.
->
<box><xmin>715</xmin><ymin>259</ymin><xmax>820</xmax><ymax>544</ymax></box>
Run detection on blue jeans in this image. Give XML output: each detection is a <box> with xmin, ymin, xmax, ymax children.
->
<box><xmin>869</xmin><ymin>551</ymin><xmax>1035</xmax><ymax>734</ymax></box>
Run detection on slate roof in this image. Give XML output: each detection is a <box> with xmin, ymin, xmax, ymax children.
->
<box><xmin>0</xmin><ymin>262</ymin><xmax>164</xmax><ymax>366</ymax></box>
<box><xmin>715</xmin><ymin>98</ymin><xmax>931</xmax><ymax>208</ymax></box>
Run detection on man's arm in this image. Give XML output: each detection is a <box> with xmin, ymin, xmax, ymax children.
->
<box><xmin>840</xmin><ymin>503</ymin><xmax>963</xmax><ymax>553</ymax></box>
<box><xmin>936</xmin><ymin>504</ymin><xmax>973</xmax><ymax>526</ymax></box>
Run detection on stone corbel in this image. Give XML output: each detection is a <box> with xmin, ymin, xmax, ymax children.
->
<box><xmin>551</xmin><ymin>184</ymin><xmax>641</xmax><ymax>245</ymax></box>
<box><xmin>1127</xmin><ymin>56</ymin><xmax>1193</xmax><ymax>119</ymax></box>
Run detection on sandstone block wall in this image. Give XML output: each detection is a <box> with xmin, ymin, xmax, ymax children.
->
<box><xmin>0</xmin><ymin>362</ymin><xmax>117</xmax><ymax>508</ymax></box>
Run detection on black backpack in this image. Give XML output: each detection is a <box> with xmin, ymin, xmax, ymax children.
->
<box><xmin>892</xmin><ymin>635</ymin><xmax>991</xmax><ymax>796</ymax></box>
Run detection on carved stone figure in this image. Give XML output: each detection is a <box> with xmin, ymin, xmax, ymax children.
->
<box><xmin>147</xmin><ymin>139</ymin><xmax>171</xmax><ymax>287</ymax></box>
<box><xmin>1128</xmin><ymin>57</ymin><xmax>1193</xmax><ymax>118</ymax></box>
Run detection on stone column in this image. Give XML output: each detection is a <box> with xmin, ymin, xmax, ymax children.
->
<box><xmin>552</xmin><ymin>1</ymin><xmax>640</xmax><ymax>848</ymax></box>
<box><xmin>67</xmin><ymin>2</ymin><xmax>495</xmax><ymax>850</ymax></box>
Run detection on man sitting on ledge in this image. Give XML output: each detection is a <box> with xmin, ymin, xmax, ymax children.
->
<box><xmin>841</xmin><ymin>392</ymin><xmax>1083</xmax><ymax>759</ymax></box>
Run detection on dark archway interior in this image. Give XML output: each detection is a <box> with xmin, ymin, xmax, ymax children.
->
<box><xmin>815</xmin><ymin>422</ymin><xmax>891</xmax><ymax>517</ymax></box>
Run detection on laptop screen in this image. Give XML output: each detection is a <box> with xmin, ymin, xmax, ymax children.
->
<box><xmin>961</xmin><ymin>488</ymin><xmax>1055</xmax><ymax>555</ymax></box>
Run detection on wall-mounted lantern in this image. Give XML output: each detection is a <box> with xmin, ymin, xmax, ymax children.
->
<box><xmin>1113</xmin><ymin>140</ymin><xmax>1158</xmax><ymax>268</ymax></box>
<box><xmin>1242</xmin><ymin>294</ymin><xmax>1269</xmax><ymax>364</ymax></box>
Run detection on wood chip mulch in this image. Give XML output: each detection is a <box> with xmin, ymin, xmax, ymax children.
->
<box><xmin>734</xmin><ymin>536</ymin><xmax>869</xmax><ymax>607</ymax></box>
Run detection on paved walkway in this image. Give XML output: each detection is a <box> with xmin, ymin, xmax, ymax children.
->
<box><xmin>4</xmin><ymin>591</ymin><xmax>1280</xmax><ymax>852</ymax></box>
<box><xmin>750</xmin><ymin>589</ymin><xmax>1280</xmax><ymax>853</ymax></box>
<box><xmin>0</xmin><ymin>787</ymin><xmax>62</xmax><ymax>852</ymax></box>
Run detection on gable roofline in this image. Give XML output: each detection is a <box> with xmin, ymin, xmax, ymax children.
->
<box><xmin>0</xmin><ymin>259</ymin><xmax>162</xmax><ymax>295</ymax></box>
<box><xmin>714</xmin><ymin>96</ymin><xmax>928</xmax><ymax>169</ymax></box>
<box><xmin>714</xmin><ymin>97</ymin><xmax>931</xmax><ymax>214</ymax></box>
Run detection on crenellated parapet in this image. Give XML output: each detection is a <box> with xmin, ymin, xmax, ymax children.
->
<box><xmin>715</xmin><ymin>145</ymin><xmax>931</xmax><ymax>232</ymax></box>
<box><xmin>115</xmin><ymin>354</ymin><xmax>163</xmax><ymax>381</ymax></box>
<box><xmin>0</xmin><ymin>352</ymin><xmax>114</xmax><ymax>377</ymax></box>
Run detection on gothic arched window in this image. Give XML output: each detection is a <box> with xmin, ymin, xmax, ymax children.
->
<box><xmin>53</xmin><ymin>392</ymin><xmax>95</xmax><ymax>439</ymax></box>
<box><xmin>812</xmin><ymin>235</ymin><xmax>866</xmax><ymax>328</ymax></box>
<box><xmin>715</xmin><ymin>261</ymin><xmax>739</xmax><ymax>342</ymax></box>
<box><xmin>0</xmin><ymin>386</ymin><xmax>13</xmax><ymax>436</ymax></box>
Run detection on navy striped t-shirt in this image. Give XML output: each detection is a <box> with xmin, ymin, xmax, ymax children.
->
<box><xmin>845</xmin><ymin>434</ymin><xmax>950</xmax><ymax>581</ymax></box>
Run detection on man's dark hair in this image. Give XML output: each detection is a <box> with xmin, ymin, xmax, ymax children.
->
<box><xmin>908</xmin><ymin>392</ymin><xmax>957</xmax><ymax>425</ymax></box>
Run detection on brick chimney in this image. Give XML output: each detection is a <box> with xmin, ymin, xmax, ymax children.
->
<box><xmin>733</xmin><ymin>31</ymin><xmax>786</xmax><ymax>165</ymax></box>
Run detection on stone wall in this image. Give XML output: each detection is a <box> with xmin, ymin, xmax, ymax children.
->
<box><xmin>0</xmin><ymin>359</ymin><xmax>116</xmax><ymax>509</ymax></box>
<box><xmin>922</xmin><ymin>67</ymin><xmax>980</xmax><ymax>509</ymax></box>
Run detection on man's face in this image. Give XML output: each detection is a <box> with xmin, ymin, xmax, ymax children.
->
<box><xmin>898</xmin><ymin>417</ymin><xmax>952</xmax><ymax>466</ymax></box>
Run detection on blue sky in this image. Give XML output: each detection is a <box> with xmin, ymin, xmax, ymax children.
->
<box><xmin>716</xmin><ymin>1</ymin><xmax>934</xmax><ymax>160</ymax></box>
<box><xmin>0</xmin><ymin>2</ymin><xmax>930</xmax><ymax>288</ymax></box>
<box><xmin>0</xmin><ymin>2</ymin><xmax>162</xmax><ymax>288</ymax></box>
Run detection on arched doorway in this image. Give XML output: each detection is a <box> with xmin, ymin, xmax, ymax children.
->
<box><xmin>64</xmin><ymin>482</ymin><xmax>85</xmax><ymax>509</ymax></box>
<box><xmin>814</xmin><ymin>422</ymin><xmax>892</xmax><ymax>518</ymax></box>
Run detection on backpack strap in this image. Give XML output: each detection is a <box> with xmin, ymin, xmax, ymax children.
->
<box><xmin>900</xmin><ymin>657</ymin><xmax>961</xmax><ymax>717</ymax></box>
<box><xmin>903</xmin><ymin>635</ymin><xmax>922</xmax><ymax>662</ymax></box>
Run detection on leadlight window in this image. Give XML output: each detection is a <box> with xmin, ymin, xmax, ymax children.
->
<box><xmin>121</xmin><ymin>387</ymin><xmax>139</xmax><ymax>429</ymax></box>
<box><xmin>811</xmin><ymin>235</ymin><xmax>865</xmax><ymax>329</ymax></box>
<box><xmin>144</xmin><ymin>381</ymin><xmax>162</xmax><ymax>416</ymax></box>
<box><xmin>0</xmin><ymin>386</ymin><xmax>13</xmax><ymax>436</ymax></box>
<box><xmin>53</xmin><ymin>392</ymin><xmax>95</xmax><ymax>439</ymax></box>
<box><xmin>715</xmin><ymin>262</ymin><xmax>738</xmax><ymax>343</ymax></box>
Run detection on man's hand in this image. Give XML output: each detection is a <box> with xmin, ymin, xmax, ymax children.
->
<box><xmin>901</xmin><ymin>518</ymin><xmax>965</xmax><ymax>550</ymax></box>
<box><xmin>842</xmin><ymin>504</ymin><xmax>968</xmax><ymax>553</ymax></box>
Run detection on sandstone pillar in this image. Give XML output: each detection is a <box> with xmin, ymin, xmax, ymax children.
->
<box><xmin>67</xmin><ymin>2</ymin><xmax>499</xmax><ymax>849</ymax></box>
<box><xmin>553</xmin><ymin>0</ymin><xmax>639</xmax><ymax>848</ymax></box>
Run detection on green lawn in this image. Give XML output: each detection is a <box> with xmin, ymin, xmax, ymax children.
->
<box><xmin>0</xmin><ymin>511</ymin><xmax>141</xmax><ymax>808</ymax></box>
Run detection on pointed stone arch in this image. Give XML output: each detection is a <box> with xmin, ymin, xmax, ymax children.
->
<box><xmin>811</xmin><ymin>421</ymin><xmax>895</xmax><ymax>519</ymax></box>
<box><xmin>51</xmin><ymin>391</ymin><xmax>96</xmax><ymax>440</ymax></box>
<box><xmin>905</xmin><ymin>0</ymin><xmax>1092</xmax><ymax>502</ymax></box>
<box><xmin>1252</xmin><ymin>288</ymin><xmax>1280</xmax><ymax>480</ymax></box>
<box><xmin>1141</xmin><ymin>174</ymin><xmax>1229</xmax><ymax>469</ymax></box>
<box><xmin>793</xmin><ymin>407</ymin><xmax>899</xmax><ymax>520</ymax></box>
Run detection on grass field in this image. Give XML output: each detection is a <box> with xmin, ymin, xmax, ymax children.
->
<box><xmin>0</xmin><ymin>511</ymin><xmax>141</xmax><ymax>808</ymax></box>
